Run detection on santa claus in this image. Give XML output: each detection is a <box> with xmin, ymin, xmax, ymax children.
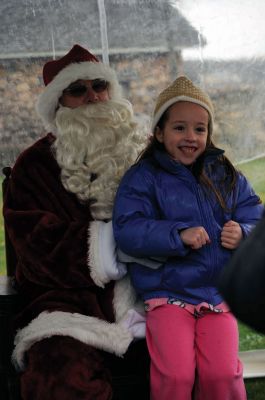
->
<box><xmin>3</xmin><ymin>44</ymin><xmax>149</xmax><ymax>400</ymax></box>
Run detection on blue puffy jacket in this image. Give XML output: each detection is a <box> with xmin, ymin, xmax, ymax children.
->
<box><xmin>113</xmin><ymin>149</ymin><xmax>264</xmax><ymax>305</ymax></box>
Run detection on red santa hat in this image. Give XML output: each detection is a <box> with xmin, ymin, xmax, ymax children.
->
<box><xmin>36</xmin><ymin>44</ymin><xmax>123</xmax><ymax>130</ymax></box>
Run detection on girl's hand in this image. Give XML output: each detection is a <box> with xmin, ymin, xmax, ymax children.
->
<box><xmin>221</xmin><ymin>220</ymin><xmax>243</xmax><ymax>249</ymax></box>
<box><xmin>180</xmin><ymin>227</ymin><xmax>211</xmax><ymax>250</ymax></box>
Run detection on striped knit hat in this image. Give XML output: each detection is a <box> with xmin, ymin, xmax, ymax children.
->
<box><xmin>151</xmin><ymin>76</ymin><xmax>214</xmax><ymax>135</ymax></box>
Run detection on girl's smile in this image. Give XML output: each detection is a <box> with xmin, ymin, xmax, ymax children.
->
<box><xmin>155</xmin><ymin>101</ymin><xmax>209</xmax><ymax>165</ymax></box>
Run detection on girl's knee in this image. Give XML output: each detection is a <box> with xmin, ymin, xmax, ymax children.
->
<box><xmin>199</xmin><ymin>366</ymin><xmax>243</xmax><ymax>387</ymax></box>
<box><xmin>156</xmin><ymin>368</ymin><xmax>195</xmax><ymax>390</ymax></box>
<box><xmin>151</xmin><ymin>371</ymin><xmax>195</xmax><ymax>400</ymax></box>
<box><xmin>196</xmin><ymin>367</ymin><xmax>246</xmax><ymax>400</ymax></box>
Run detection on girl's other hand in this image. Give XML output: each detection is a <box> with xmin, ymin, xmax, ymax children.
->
<box><xmin>221</xmin><ymin>220</ymin><xmax>243</xmax><ymax>249</ymax></box>
<box><xmin>180</xmin><ymin>227</ymin><xmax>211</xmax><ymax>250</ymax></box>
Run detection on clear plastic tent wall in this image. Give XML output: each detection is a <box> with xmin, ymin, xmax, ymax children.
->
<box><xmin>1</xmin><ymin>0</ymin><xmax>265</xmax><ymax>168</ymax></box>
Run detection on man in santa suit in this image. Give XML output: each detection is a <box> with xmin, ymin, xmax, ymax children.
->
<box><xmin>3</xmin><ymin>44</ymin><xmax>149</xmax><ymax>400</ymax></box>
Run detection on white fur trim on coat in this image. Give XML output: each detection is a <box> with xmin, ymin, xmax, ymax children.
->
<box><xmin>88</xmin><ymin>220</ymin><xmax>127</xmax><ymax>288</ymax></box>
<box><xmin>36</xmin><ymin>61</ymin><xmax>123</xmax><ymax>132</ymax></box>
<box><xmin>12</xmin><ymin>311</ymin><xmax>133</xmax><ymax>371</ymax></box>
<box><xmin>12</xmin><ymin>276</ymin><xmax>146</xmax><ymax>371</ymax></box>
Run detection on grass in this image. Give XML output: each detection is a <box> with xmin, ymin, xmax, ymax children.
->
<box><xmin>245</xmin><ymin>379</ymin><xmax>265</xmax><ymax>400</ymax></box>
<box><xmin>1</xmin><ymin>157</ymin><xmax>265</xmax><ymax>397</ymax></box>
<box><xmin>239</xmin><ymin>322</ymin><xmax>265</xmax><ymax>399</ymax></box>
<box><xmin>239</xmin><ymin>322</ymin><xmax>265</xmax><ymax>351</ymax></box>
<box><xmin>237</xmin><ymin>157</ymin><xmax>265</xmax><ymax>202</ymax></box>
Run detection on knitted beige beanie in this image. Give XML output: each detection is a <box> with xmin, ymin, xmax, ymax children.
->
<box><xmin>151</xmin><ymin>76</ymin><xmax>214</xmax><ymax>135</ymax></box>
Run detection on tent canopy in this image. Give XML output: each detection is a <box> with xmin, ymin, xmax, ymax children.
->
<box><xmin>0</xmin><ymin>0</ymin><xmax>205</xmax><ymax>58</ymax></box>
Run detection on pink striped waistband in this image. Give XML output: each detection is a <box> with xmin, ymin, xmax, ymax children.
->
<box><xmin>145</xmin><ymin>297</ymin><xmax>230</xmax><ymax>318</ymax></box>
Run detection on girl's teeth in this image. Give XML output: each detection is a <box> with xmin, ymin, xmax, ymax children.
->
<box><xmin>182</xmin><ymin>147</ymin><xmax>194</xmax><ymax>153</ymax></box>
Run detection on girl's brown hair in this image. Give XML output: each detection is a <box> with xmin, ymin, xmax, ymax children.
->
<box><xmin>137</xmin><ymin>105</ymin><xmax>239</xmax><ymax>211</ymax></box>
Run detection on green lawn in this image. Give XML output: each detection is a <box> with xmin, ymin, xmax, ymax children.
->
<box><xmin>239</xmin><ymin>322</ymin><xmax>265</xmax><ymax>399</ymax></box>
<box><xmin>1</xmin><ymin>157</ymin><xmax>265</xmax><ymax>397</ymax></box>
<box><xmin>237</xmin><ymin>157</ymin><xmax>265</xmax><ymax>202</ymax></box>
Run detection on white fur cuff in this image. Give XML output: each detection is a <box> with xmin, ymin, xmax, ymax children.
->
<box><xmin>12</xmin><ymin>311</ymin><xmax>133</xmax><ymax>371</ymax></box>
<box><xmin>88</xmin><ymin>220</ymin><xmax>127</xmax><ymax>288</ymax></box>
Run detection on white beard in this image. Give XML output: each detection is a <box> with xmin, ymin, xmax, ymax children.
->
<box><xmin>53</xmin><ymin>99</ymin><xmax>146</xmax><ymax>220</ymax></box>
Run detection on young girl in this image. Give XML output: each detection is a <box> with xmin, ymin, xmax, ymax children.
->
<box><xmin>112</xmin><ymin>76</ymin><xmax>264</xmax><ymax>400</ymax></box>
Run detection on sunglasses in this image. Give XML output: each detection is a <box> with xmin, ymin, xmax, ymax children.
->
<box><xmin>63</xmin><ymin>79</ymin><xmax>109</xmax><ymax>97</ymax></box>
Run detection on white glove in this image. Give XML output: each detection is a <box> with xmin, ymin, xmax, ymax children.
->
<box><xmin>120</xmin><ymin>309</ymin><xmax>146</xmax><ymax>339</ymax></box>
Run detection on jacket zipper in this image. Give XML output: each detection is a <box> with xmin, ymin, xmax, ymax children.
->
<box><xmin>196</xmin><ymin>183</ymin><xmax>217</xmax><ymax>302</ymax></box>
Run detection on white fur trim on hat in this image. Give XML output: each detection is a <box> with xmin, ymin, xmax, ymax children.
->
<box><xmin>36</xmin><ymin>61</ymin><xmax>123</xmax><ymax>132</ymax></box>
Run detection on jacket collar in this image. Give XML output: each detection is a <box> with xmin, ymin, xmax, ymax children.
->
<box><xmin>153</xmin><ymin>147</ymin><xmax>225</xmax><ymax>176</ymax></box>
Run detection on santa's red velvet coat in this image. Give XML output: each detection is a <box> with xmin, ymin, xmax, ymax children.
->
<box><xmin>3</xmin><ymin>133</ymin><xmax>145</xmax><ymax>372</ymax></box>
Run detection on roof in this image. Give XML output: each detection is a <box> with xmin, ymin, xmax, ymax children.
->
<box><xmin>0</xmin><ymin>0</ymin><xmax>205</xmax><ymax>58</ymax></box>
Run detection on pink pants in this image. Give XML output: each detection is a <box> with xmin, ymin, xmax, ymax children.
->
<box><xmin>146</xmin><ymin>304</ymin><xmax>246</xmax><ymax>400</ymax></box>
